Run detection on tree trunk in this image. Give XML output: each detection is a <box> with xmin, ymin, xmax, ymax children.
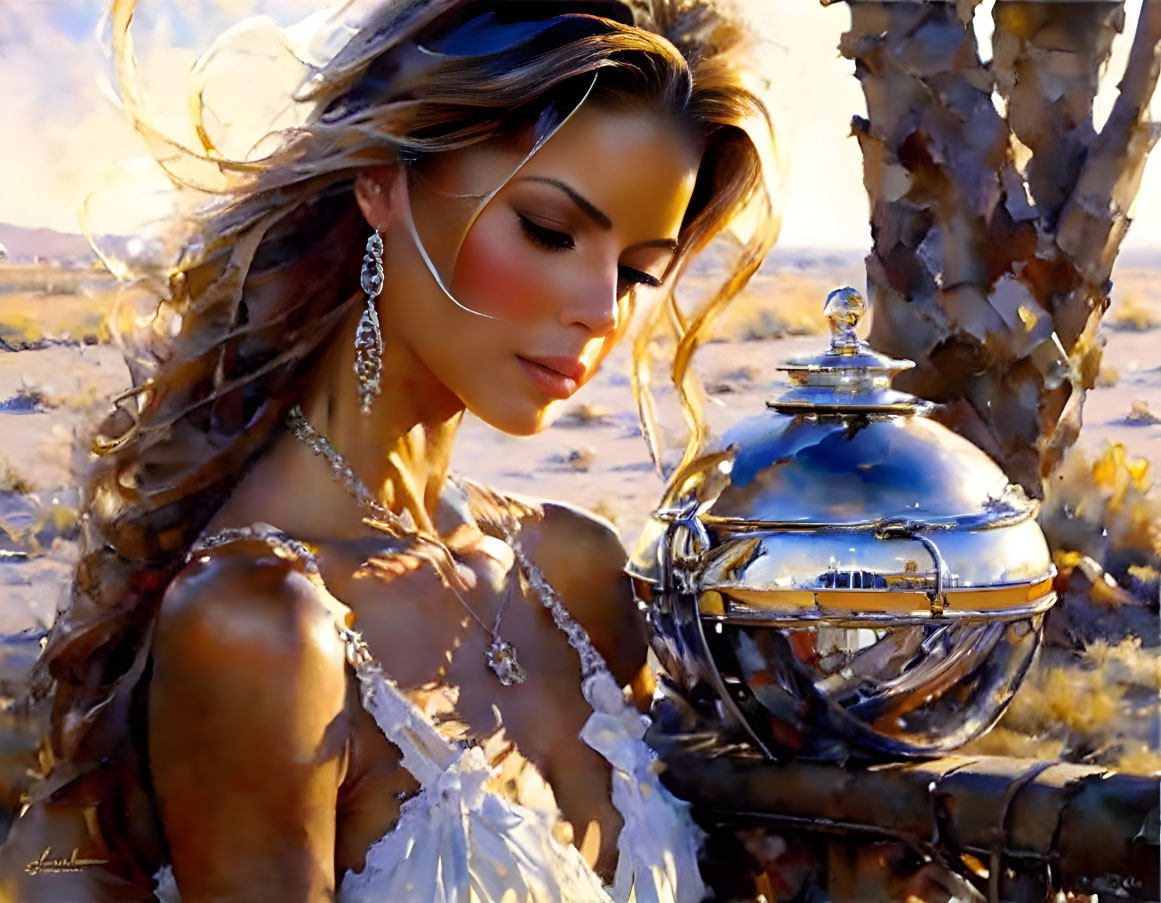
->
<box><xmin>836</xmin><ymin>0</ymin><xmax>1161</xmax><ymax>498</ymax></box>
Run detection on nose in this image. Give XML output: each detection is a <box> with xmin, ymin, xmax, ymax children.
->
<box><xmin>562</xmin><ymin>264</ymin><xmax>620</xmax><ymax>338</ymax></box>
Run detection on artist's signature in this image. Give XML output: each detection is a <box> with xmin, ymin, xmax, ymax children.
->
<box><xmin>24</xmin><ymin>847</ymin><xmax>111</xmax><ymax>876</ymax></box>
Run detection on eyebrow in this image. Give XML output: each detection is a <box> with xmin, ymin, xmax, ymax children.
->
<box><xmin>518</xmin><ymin>176</ymin><xmax>612</xmax><ymax>229</ymax></box>
<box><xmin>515</xmin><ymin>176</ymin><xmax>681</xmax><ymax>253</ymax></box>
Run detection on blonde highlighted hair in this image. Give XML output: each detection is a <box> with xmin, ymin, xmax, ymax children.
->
<box><xmin>34</xmin><ymin>0</ymin><xmax>777</xmax><ymax>880</ymax></box>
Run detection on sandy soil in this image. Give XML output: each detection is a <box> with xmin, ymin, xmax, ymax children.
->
<box><xmin>1</xmin><ymin>256</ymin><xmax>1159</xmax><ymax>626</ymax></box>
<box><xmin>0</xmin><ymin>255</ymin><xmax>1157</xmax><ymax>779</ymax></box>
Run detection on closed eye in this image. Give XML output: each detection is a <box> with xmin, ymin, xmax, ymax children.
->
<box><xmin>618</xmin><ymin>266</ymin><xmax>661</xmax><ymax>289</ymax></box>
<box><xmin>517</xmin><ymin>213</ymin><xmax>574</xmax><ymax>251</ymax></box>
<box><xmin>518</xmin><ymin>213</ymin><xmax>662</xmax><ymax>290</ymax></box>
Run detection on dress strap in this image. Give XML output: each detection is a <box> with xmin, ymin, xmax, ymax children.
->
<box><xmin>188</xmin><ymin>524</ymin><xmax>463</xmax><ymax>785</ymax></box>
<box><xmin>188</xmin><ymin>512</ymin><xmax>707</xmax><ymax>902</ymax></box>
<box><xmin>505</xmin><ymin>536</ymin><xmax>612</xmax><ymax>683</ymax></box>
<box><xmin>190</xmin><ymin>523</ymin><xmax>321</xmax><ymax>573</ymax></box>
<box><xmin>507</xmin><ymin>541</ymin><xmax>709</xmax><ymax>901</ymax></box>
<box><xmin>447</xmin><ymin>478</ymin><xmax>610</xmax><ymax>682</ymax></box>
<box><xmin>455</xmin><ymin>489</ymin><xmax>710</xmax><ymax>903</ymax></box>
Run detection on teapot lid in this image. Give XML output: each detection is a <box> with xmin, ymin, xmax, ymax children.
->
<box><xmin>771</xmin><ymin>287</ymin><xmax>919</xmax><ymax>414</ymax></box>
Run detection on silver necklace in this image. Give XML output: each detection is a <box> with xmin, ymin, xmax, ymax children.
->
<box><xmin>286</xmin><ymin>404</ymin><xmax>527</xmax><ymax>686</ymax></box>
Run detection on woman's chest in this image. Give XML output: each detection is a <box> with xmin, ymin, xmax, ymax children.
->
<box><xmin>321</xmin><ymin>540</ymin><xmax>621</xmax><ymax>875</ymax></box>
<box><xmin>331</xmin><ymin>544</ymin><xmax>595</xmax><ymax>755</ymax></box>
<box><xmin>315</xmin><ymin>533</ymin><xmax>626</xmax><ymax>877</ymax></box>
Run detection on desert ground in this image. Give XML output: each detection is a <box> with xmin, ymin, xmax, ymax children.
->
<box><xmin>1</xmin><ymin>248</ymin><xmax>1158</xmax><ymax>788</ymax></box>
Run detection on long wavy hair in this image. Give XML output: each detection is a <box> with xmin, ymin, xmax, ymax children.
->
<box><xmin>31</xmin><ymin>0</ymin><xmax>778</xmax><ymax>881</ymax></box>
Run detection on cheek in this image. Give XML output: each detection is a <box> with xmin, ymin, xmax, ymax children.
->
<box><xmin>450</xmin><ymin>217</ymin><xmax>547</xmax><ymax>322</ymax></box>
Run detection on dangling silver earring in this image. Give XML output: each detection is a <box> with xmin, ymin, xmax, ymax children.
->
<box><xmin>355</xmin><ymin>229</ymin><xmax>384</xmax><ymax>415</ymax></box>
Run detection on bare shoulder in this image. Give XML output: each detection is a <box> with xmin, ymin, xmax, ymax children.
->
<box><xmin>150</xmin><ymin>538</ymin><xmax>351</xmax><ymax>766</ymax></box>
<box><xmin>147</xmin><ymin>539</ymin><xmax>351</xmax><ymax>899</ymax></box>
<box><xmin>508</xmin><ymin>494</ymin><xmax>646</xmax><ymax>686</ymax></box>
<box><xmin>524</xmin><ymin>497</ymin><xmax>627</xmax><ymax>564</ymax></box>
<box><xmin>155</xmin><ymin>538</ymin><xmax>349</xmax><ymax>671</ymax></box>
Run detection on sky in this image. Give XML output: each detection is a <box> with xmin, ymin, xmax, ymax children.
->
<box><xmin>0</xmin><ymin>0</ymin><xmax>1158</xmax><ymax>250</ymax></box>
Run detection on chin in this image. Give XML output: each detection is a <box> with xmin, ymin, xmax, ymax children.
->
<box><xmin>469</xmin><ymin>399</ymin><xmax>564</xmax><ymax>437</ymax></box>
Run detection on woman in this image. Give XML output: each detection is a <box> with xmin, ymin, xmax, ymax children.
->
<box><xmin>0</xmin><ymin>0</ymin><xmax>777</xmax><ymax>899</ymax></box>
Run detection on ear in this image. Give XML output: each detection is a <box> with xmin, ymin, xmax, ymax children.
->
<box><xmin>354</xmin><ymin>165</ymin><xmax>403</xmax><ymax>232</ymax></box>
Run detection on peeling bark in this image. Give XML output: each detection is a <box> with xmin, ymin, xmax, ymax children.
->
<box><xmin>839</xmin><ymin>0</ymin><xmax>1161</xmax><ymax>497</ymax></box>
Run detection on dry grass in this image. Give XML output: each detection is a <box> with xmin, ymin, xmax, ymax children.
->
<box><xmin>566</xmin><ymin>448</ymin><xmax>596</xmax><ymax>472</ymax></box>
<box><xmin>556</xmin><ymin>402</ymin><xmax>610</xmax><ymax>427</ymax></box>
<box><xmin>1094</xmin><ymin>363</ymin><xmax>1119</xmax><ymax>388</ymax></box>
<box><xmin>964</xmin><ymin>636</ymin><xmax>1161</xmax><ymax>775</ymax></box>
<box><xmin>0</xmin><ymin>293</ymin><xmax>115</xmax><ymax>347</ymax></box>
<box><xmin>58</xmin><ymin>383</ymin><xmax>105</xmax><ymax>413</ymax></box>
<box><xmin>1079</xmin><ymin>635</ymin><xmax>1161</xmax><ymax>688</ymax></box>
<box><xmin>1115</xmin><ymin>742</ymin><xmax>1161</xmax><ymax>775</ymax></box>
<box><xmin>717</xmin><ymin>364</ymin><xmax>761</xmax><ymax>383</ymax></box>
<box><xmin>1042</xmin><ymin>443</ymin><xmax>1161</xmax><ymax>576</ymax></box>
<box><xmin>6</xmin><ymin>380</ymin><xmax>104</xmax><ymax>414</ymax></box>
<box><xmin>1005</xmin><ymin>664</ymin><xmax>1128</xmax><ymax>738</ymax></box>
<box><xmin>0</xmin><ymin>263</ymin><xmax>116</xmax><ymax>347</ymax></box>
<box><xmin>0</xmin><ymin>458</ymin><xmax>32</xmax><ymax>495</ymax></box>
<box><xmin>5</xmin><ymin>383</ymin><xmax>50</xmax><ymax>412</ymax></box>
<box><xmin>0</xmin><ymin>264</ymin><xmax>105</xmax><ymax>294</ymax></box>
<box><xmin>960</xmin><ymin>724</ymin><xmax>1067</xmax><ymax>761</ymax></box>
<box><xmin>20</xmin><ymin>502</ymin><xmax>81</xmax><ymax>554</ymax></box>
<box><xmin>1107</xmin><ymin>293</ymin><xmax>1161</xmax><ymax>331</ymax></box>
<box><xmin>707</xmin><ymin>272</ymin><xmax>833</xmax><ymax>342</ymax></box>
<box><xmin>1126</xmin><ymin>399</ymin><xmax>1161</xmax><ymax>424</ymax></box>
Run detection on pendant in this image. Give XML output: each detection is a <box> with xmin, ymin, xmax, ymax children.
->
<box><xmin>485</xmin><ymin>640</ymin><xmax>526</xmax><ymax>686</ymax></box>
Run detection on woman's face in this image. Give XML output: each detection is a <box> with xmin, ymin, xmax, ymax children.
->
<box><xmin>368</xmin><ymin>105</ymin><xmax>701</xmax><ymax>435</ymax></box>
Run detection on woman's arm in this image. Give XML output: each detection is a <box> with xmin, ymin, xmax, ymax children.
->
<box><xmin>147</xmin><ymin>549</ymin><xmax>351</xmax><ymax>903</ymax></box>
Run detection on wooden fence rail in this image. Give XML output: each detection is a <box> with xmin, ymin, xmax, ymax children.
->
<box><xmin>661</xmin><ymin>747</ymin><xmax>1160</xmax><ymax>902</ymax></box>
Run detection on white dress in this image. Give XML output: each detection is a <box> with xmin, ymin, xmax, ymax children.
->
<box><xmin>152</xmin><ymin>512</ymin><xmax>707</xmax><ymax>903</ymax></box>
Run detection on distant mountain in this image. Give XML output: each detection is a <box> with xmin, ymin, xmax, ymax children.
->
<box><xmin>0</xmin><ymin>219</ymin><xmax>1151</xmax><ymax>273</ymax></box>
<box><xmin>686</xmin><ymin>234</ymin><xmax>866</xmax><ymax>279</ymax></box>
<box><xmin>0</xmin><ymin>224</ymin><xmax>95</xmax><ymax>262</ymax></box>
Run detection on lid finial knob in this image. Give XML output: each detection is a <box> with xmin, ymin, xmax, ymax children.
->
<box><xmin>824</xmin><ymin>287</ymin><xmax>865</xmax><ymax>355</ymax></box>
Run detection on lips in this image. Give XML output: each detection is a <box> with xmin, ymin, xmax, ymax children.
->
<box><xmin>516</xmin><ymin>355</ymin><xmax>586</xmax><ymax>400</ymax></box>
<box><xmin>520</xmin><ymin>355</ymin><xmax>586</xmax><ymax>383</ymax></box>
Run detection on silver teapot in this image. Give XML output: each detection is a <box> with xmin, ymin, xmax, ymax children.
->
<box><xmin>631</xmin><ymin>288</ymin><xmax>1056</xmax><ymax>760</ymax></box>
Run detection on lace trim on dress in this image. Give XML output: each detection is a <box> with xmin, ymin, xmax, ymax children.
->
<box><xmin>153</xmin><ymin>515</ymin><xmax>706</xmax><ymax>903</ymax></box>
<box><xmin>333</xmin><ymin>620</ymin><xmax>612</xmax><ymax>903</ymax></box>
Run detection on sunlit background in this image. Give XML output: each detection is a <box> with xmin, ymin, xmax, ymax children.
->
<box><xmin>0</xmin><ymin>0</ymin><xmax>1158</xmax><ymax>250</ymax></box>
<box><xmin>0</xmin><ymin>3</ymin><xmax>1157</xmax><ymax>791</ymax></box>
